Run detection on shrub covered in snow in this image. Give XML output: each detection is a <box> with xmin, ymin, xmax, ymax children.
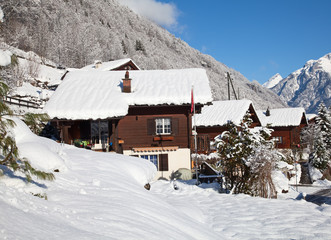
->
<box><xmin>215</xmin><ymin>112</ymin><xmax>283</xmax><ymax>197</ymax></box>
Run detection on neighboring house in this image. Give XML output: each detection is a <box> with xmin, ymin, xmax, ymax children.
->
<box><xmin>49</xmin><ymin>59</ymin><xmax>140</xmax><ymax>90</ymax></box>
<box><xmin>256</xmin><ymin>108</ymin><xmax>308</xmax><ymax>149</ymax></box>
<box><xmin>193</xmin><ymin>99</ymin><xmax>261</xmax><ymax>154</ymax></box>
<box><xmin>306</xmin><ymin>114</ymin><xmax>317</xmax><ymax>125</ymax></box>
<box><xmin>43</xmin><ymin>68</ymin><xmax>212</xmax><ymax>180</ymax></box>
<box><xmin>81</xmin><ymin>58</ymin><xmax>140</xmax><ymax>71</ymax></box>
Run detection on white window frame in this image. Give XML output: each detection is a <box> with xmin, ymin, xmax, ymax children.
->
<box><xmin>155</xmin><ymin>118</ymin><xmax>171</xmax><ymax>135</ymax></box>
<box><xmin>141</xmin><ymin>154</ymin><xmax>158</xmax><ymax>169</ymax></box>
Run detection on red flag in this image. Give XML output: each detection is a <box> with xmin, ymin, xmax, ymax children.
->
<box><xmin>191</xmin><ymin>87</ymin><xmax>194</xmax><ymax>113</ymax></box>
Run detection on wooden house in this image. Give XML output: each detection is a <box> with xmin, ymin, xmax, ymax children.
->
<box><xmin>256</xmin><ymin>108</ymin><xmax>308</xmax><ymax>149</ymax></box>
<box><xmin>49</xmin><ymin>59</ymin><xmax>141</xmax><ymax>90</ymax></box>
<box><xmin>81</xmin><ymin>58</ymin><xmax>140</xmax><ymax>71</ymax></box>
<box><xmin>44</xmin><ymin>68</ymin><xmax>212</xmax><ymax>180</ymax></box>
<box><xmin>193</xmin><ymin>99</ymin><xmax>261</xmax><ymax>154</ymax></box>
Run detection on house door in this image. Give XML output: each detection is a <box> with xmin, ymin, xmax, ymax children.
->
<box><xmin>91</xmin><ymin>120</ymin><xmax>109</xmax><ymax>150</ymax></box>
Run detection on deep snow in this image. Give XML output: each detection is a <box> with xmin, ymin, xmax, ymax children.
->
<box><xmin>1</xmin><ymin>119</ymin><xmax>331</xmax><ymax>239</ymax></box>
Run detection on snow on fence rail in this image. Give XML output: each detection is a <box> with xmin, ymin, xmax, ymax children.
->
<box><xmin>2</xmin><ymin>96</ymin><xmax>41</xmax><ymax>109</ymax></box>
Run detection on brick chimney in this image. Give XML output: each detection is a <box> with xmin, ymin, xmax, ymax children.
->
<box><xmin>122</xmin><ymin>71</ymin><xmax>131</xmax><ymax>93</ymax></box>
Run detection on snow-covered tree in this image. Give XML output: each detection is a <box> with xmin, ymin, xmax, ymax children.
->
<box><xmin>246</xmin><ymin>127</ymin><xmax>280</xmax><ymax>198</ymax></box>
<box><xmin>301</xmin><ymin>121</ymin><xmax>317</xmax><ymax>153</ymax></box>
<box><xmin>215</xmin><ymin>112</ymin><xmax>280</xmax><ymax>197</ymax></box>
<box><xmin>215</xmin><ymin>120</ymin><xmax>251</xmax><ymax>194</ymax></box>
<box><xmin>310</xmin><ymin>103</ymin><xmax>331</xmax><ymax>171</ymax></box>
<box><xmin>0</xmin><ymin>81</ymin><xmax>54</xmax><ymax>182</ymax></box>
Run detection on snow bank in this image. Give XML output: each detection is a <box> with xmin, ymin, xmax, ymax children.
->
<box><xmin>272</xmin><ymin>169</ymin><xmax>289</xmax><ymax>193</ymax></box>
<box><xmin>0</xmin><ymin>49</ymin><xmax>12</xmax><ymax>67</ymax></box>
<box><xmin>15</xmin><ymin>57</ymin><xmax>65</xmax><ymax>86</ymax></box>
<box><xmin>1</xmin><ymin>120</ymin><xmax>331</xmax><ymax>239</ymax></box>
<box><xmin>309</xmin><ymin>164</ymin><xmax>323</xmax><ymax>182</ymax></box>
<box><xmin>10</xmin><ymin>117</ymin><xmax>156</xmax><ymax>185</ymax></box>
<box><xmin>11</xmin><ymin>118</ymin><xmax>66</xmax><ymax>172</ymax></box>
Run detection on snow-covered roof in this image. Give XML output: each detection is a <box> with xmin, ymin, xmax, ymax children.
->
<box><xmin>306</xmin><ymin>114</ymin><xmax>317</xmax><ymax>122</ymax></box>
<box><xmin>81</xmin><ymin>58</ymin><xmax>140</xmax><ymax>71</ymax></box>
<box><xmin>195</xmin><ymin>99</ymin><xmax>254</xmax><ymax>127</ymax></box>
<box><xmin>44</xmin><ymin>68</ymin><xmax>212</xmax><ymax>120</ymax></box>
<box><xmin>256</xmin><ymin>107</ymin><xmax>307</xmax><ymax>127</ymax></box>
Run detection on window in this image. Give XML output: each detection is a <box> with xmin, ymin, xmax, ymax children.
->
<box><xmin>141</xmin><ymin>155</ymin><xmax>158</xmax><ymax>169</ymax></box>
<box><xmin>140</xmin><ymin>154</ymin><xmax>168</xmax><ymax>171</ymax></box>
<box><xmin>273</xmin><ymin>136</ymin><xmax>283</xmax><ymax>144</ymax></box>
<box><xmin>91</xmin><ymin>120</ymin><xmax>108</xmax><ymax>145</ymax></box>
<box><xmin>147</xmin><ymin>118</ymin><xmax>178</xmax><ymax>136</ymax></box>
<box><xmin>156</xmin><ymin>118</ymin><xmax>171</xmax><ymax>135</ymax></box>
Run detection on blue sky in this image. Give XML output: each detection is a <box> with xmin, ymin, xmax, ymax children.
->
<box><xmin>119</xmin><ymin>0</ymin><xmax>331</xmax><ymax>84</ymax></box>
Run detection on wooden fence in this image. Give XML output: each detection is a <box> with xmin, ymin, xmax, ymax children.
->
<box><xmin>2</xmin><ymin>96</ymin><xmax>41</xmax><ymax>109</ymax></box>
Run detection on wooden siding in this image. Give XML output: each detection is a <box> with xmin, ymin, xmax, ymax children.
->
<box><xmin>54</xmin><ymin>105</ymin><xmax>199</xmax><ymax>153</ymax></box>
<box><xmin>271</xmin><ymin>125</ymin><xmax>303</xmax><ymax>149</ymax></box>
<box><xmin>118</xmin><ymin>106</ymin><xmax>192</xmax><ymax>151</ymax></box>
<box><xmin>271</xmin><ymin>115</ymin><xmax>307</xmax><ymax>149</ymax></box>
<box><xmin>112</xmin><ymin>61</ymin><xmax>139</xmax><ymax>71</ymax></box>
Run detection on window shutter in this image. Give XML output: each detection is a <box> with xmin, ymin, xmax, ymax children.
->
<box><xmin>159</xmin><ymin>154</ymin><xmax>168</xmax><ymax>171</ymax></box>
<box><xmin>147</xmin><ymin>119</ymin><xmax>155</xmax><ymax>135</ymax></box>
<box><xmin>171</xmin><ymin>118</ymin><xmax>179</xmax><ymax>135</ymax></box>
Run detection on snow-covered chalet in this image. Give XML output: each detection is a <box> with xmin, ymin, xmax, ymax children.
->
<box><xmin>193</xmin><ymin>99</ymin><xmax>261</xmax><ymax>154</ymax></box>
<box><xmin>81</xmin><ymin>58</ymin><xmax>140</xmax><ymax>71</ymax></box>
<box><xmin>256</xmin><ymin>107</ymin><xmax>308</xmax><ymax>149</ymax></box>
<box><xmin>44</xmin><ymin>68</ymin><xmax>212</xmax><ymax>180</ymax></box>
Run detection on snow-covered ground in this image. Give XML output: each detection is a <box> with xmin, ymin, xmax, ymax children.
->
<box><xmin>1</xmin><ymin>119</ymin><xmax>331</xmax><ymax>239</ymax></box>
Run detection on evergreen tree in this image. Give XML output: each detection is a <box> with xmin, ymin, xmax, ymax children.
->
<box><xmin>310</xmin><ymin>103</ymin><xmax>331</xmax><ymax>172</ymax></box>
<box><xmin>215</xmin><ymin>112</ymin><xmax>254</xmax><ymax>194</ymax></box>
<box><xmin>215</xmin><ymin>111</ymin><xmax>279</xmax><ymax>197</ymax></box>
<box><xmin>0</xmin><ymin>81</ymin><xmax>54</xmax><ymax>182</ymax></box>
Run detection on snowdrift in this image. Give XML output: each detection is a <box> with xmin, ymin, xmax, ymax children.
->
<box><xmin>0</xmin><ymin>119</ymin><xmax>331</xmax><ymax>239</ymax></box>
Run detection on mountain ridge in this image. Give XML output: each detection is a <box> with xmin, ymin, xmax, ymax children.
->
<box><xmin>271</xmin><ymin>53</ymin><xmax>331</xmax><ymax>113</ymax></box>
<box><xmin>0</xmin><ymin>0</ymin><xmax>286</xmax><ymax>110</ymax></box>
<box><xmin>263</xmin><ymin>73</ymin><xmax>283</xmax><ymax>89</ymax></box>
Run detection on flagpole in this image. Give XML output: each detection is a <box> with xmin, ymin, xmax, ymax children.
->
<box><xmin>192</xmin><ymin>85</ymin><xmax>198</xmax><ymax>185</ymax></box>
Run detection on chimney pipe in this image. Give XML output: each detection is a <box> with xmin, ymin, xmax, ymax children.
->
<box><xmin>266</xmin><ymin>107</ymin><xmax>270</xmax><ymax>116</ymax></box>
<box><xmin>122</xmin><ymin>71</ymin><xmax>131</xmax><ymax>93</ymax></box>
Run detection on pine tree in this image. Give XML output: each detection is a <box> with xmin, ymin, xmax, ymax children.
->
<box><xmin>215</xmin><ymin>112</ymin><xmax>254</xmax><ymax>194</ymax></box>
<box><xmin>0</xmin><ymin>81</ymin><xmax>54</xmax><ymax>182</ymax></box>
<box><xmin>215</xmin><ymin>111</ymin><xmax>280</xmax><ymax>197</ymax></box>
<box><xmin>310</xmin><ymin>103</ymin><xmax>331</xmax><ymax>172</ymax></box>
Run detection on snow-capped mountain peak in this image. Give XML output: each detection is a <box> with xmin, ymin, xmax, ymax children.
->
<box><xmin>262</xmin><ymin>73</ymin><xmax>283</xmax><ymax>89</ymax></box>
<box><xmin>270</xmin><ymin>53</ymin><xmax>331</xmax><ymax>113</ymax></box>
<box><xmin>302</xmin><ymin>53</ymin><xmax>331</xmax><ymax>74</ymax></box>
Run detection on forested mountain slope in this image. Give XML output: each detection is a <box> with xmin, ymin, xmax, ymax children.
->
<box><xmin>0</xmin><ymin>0</ymin><xmax>286</xmax><ymax>109</ymax></box>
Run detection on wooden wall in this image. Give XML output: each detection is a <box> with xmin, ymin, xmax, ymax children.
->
<box><xmin>117</xmin><ymin>105</ymin><xmax>192</xmax><ymax>151</ymax></box>
<box><xmin>271</xmin><ymin>125</ymin><xmax>303</xmax><ymax>149</ymax></box>
<box><xmin>113</xmin><ymin>61</ymin><xmax>139</xmax><ymax>71</ymax></box>
<box><xmin>54</xmin><ymin>104</ymin><xmax>203</xmax><ymax>153</ymax></box>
